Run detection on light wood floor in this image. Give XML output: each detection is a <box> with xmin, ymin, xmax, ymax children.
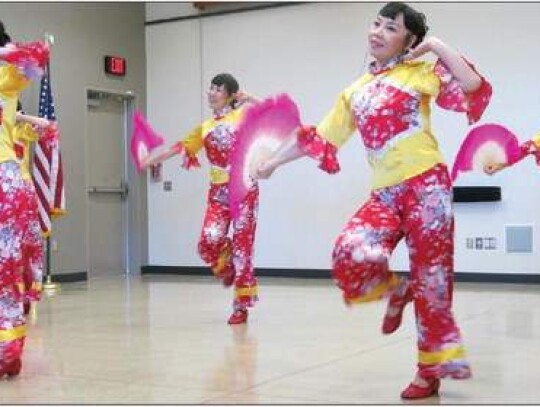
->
<box><xmin>1</xmin><ymin>273</ymin><xmax>539</xmax><ymax>404</ymax></box>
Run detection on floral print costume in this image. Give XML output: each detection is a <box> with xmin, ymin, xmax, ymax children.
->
<box><xmin>175</xmin><ymin>105</ymin><xmax>258</xmax><ymax>311</ymax></box>
<box><xmin>0</xmin><ymin>43</ymin><xmax>48</xmax><ymax>375</ymax></box>
<box><xmin>298</xmin><ymin>55</ymin><xmax>492</xmax><ymax>379</ymax></box>
<box><xmin>13</xmin><ymin>122</ymin><xmax>57</xmax><ymax>310</ymax></box>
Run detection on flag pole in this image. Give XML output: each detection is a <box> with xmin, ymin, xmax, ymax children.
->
<box><xmin>41</xmin><ymin>32</ymin><xmax>60</xmax><ymax>296</ymax></box>
<box><xmin>43</xmin><ymin>235</ymin><xmax>59</xmax><ymax>295</ymax></box>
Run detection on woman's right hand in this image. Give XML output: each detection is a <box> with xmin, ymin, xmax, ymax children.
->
<box><xmin>140</xmin><ymin>155</ymin><xmax>155</xmax><ymax>170</ymax></box>
<box><xmin>484</xmin><ymin>162</ymin><xmax>507</xmax><ymax>175</ymax></box>
<box><xmin>255</xmin><ymin>159</ymin><xmax>278</xmax><ymax>180</ymax></box>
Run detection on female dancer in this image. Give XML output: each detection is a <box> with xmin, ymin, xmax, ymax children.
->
<box><xmin>257</xmin><ymin>2</ymin><xmax>492</xmax><ymax>399</ymax></box>
<box><xmin>13</xmin><ymin>111</ymin><xmax>56</xmax><ymax>316</ymax></box>
<box><xmin>144</xmin><ymin>73</ymin><xmax>259</xmax><ymax>325</ymax></box>
<box><xmin>0</xmin><ymin>21</ymin><xmax>48</xmax><ymax>377</ymax></box>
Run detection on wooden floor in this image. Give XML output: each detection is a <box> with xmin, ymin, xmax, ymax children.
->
<box><xmin>1</xmin><ymin>273</ymin><xmax>539</xmax><ymax>404</ymax></box>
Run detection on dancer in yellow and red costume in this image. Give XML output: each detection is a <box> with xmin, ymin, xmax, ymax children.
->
<box><xmin>12</xmin><ymin>110</ymin><xmax>57</xmax><ymax>316</ymax></box>
<box><xmin>0</xmin><ymin>21</ymin><xmax>49</xmax><ymax>378</ymax></box>
<box><xmin>144</xmin><ymin>74</ymin><xmax>259</xmax><ymax>325</ymax></box>
<box><xmin>257</xmin><ymin>2</ymin><xmax>492</xmax><ymax>399</ymax></box>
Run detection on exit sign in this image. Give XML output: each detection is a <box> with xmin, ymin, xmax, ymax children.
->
<box><xmin>104</xmin><ymin>56</ymin><xmax>126</xmax><ymax>76</ymax></box>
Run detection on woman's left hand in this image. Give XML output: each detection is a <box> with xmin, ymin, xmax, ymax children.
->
<box><xmin>484</xmin><ymin>162</ymin><xmax>507</xmax><ymax>176</ymax></box>
<box><xmin>403</xmin><ymin>37</ymin><xmax>442</xmax><ymax>61</ymax></box>
<box><xmin>235</xmin><ymin>90</ymin><xmax>258</xmax><ymax>106</ymax></box>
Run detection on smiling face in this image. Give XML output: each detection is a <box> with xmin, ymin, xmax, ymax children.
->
<box><xmin>207</xmin><ymin>83</ymin><xmax>231</xmax><ymax>113</ymax></box>
<box><xmin>368</xmin><ymin>13</ymin><xmax>415</xmax><ymax>65</ymax></box>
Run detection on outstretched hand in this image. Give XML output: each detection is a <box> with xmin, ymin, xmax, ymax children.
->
<box><xmin>255</xmin><ymin>159</ymin><xmax>277</xmax><ymax>180</ymax></box>
<box><xmin>140</xmin><ymin>154</ymin><xmax>157</xmax><ymax>170</ymax></box>
<box><xmin>484</xmin><ymin>162</ymin><xmax>507</xmax><ymax>176</ymax></box>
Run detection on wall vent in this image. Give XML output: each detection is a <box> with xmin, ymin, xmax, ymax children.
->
<box><xmin>505</xmin><ymin>225</ymin><xmax>533</xmax><ymax>253</ymax></box>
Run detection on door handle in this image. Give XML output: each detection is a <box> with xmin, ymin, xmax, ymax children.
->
<box><xmin>88</xmin><ymin>181</ymin><xmax>129</xmax><ymax>200</ymax></box>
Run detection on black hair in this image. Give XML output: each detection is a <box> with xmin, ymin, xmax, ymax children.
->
<box><xmin>211</xmin><ymin>73</ymin><xmax>239</xmax><ymax>107</ymax></box>
<box><xmin>0</xmin><ymin>21</ymin><xmax>11</xmax><ymax>46</ymax></box>
<box><xmin>379</xmin><ymin>2</ymin><xmax>428</xmax><ymax>48</ymax></box>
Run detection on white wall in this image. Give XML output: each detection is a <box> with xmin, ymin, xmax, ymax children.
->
<box><xmin>146</xmin><ymin>2</ymin><xmax>540</xmax><ymax>274</ymax></box>
<box><xmin>1</xmin><ymin>3</ymin><xmax>147</xmax><ymax>275</ymax></box>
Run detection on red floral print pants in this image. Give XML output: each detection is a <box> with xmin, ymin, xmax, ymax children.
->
<box><xmin>198</xmin><ymin>183</ymin><xmax>259</xmax><ymax>310</ymax></box>
<box><xmin>0</xmin><ymin>161</ymin><xmax>43</xmax><ymax>371</ymax></box>
<box><xmin>332</xmin><ymin>164</ymin><xmax>470</xmax><ymax>380</ymax></box>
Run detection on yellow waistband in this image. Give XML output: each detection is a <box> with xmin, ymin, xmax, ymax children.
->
<box><xmin>210</xmin><ymin>166</ymin><xmax>229</xmax><ymax>184</ymax></box>
<box><xmin>370</xmin><ymin>131</ymin><xmax>444</xmax><ymax>190</ymax></box>
<box><xmin>0</xmin><ymin>325</ymin><xmax>27</xmax><ymax>342</ymax></box>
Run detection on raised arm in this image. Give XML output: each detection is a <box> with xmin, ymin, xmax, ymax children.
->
<box><xmin>235</xmin><ymin>90</ymin><xmax>261</xmax><ymax>107</ymax></box>
<box><xmin>142</xmin><ymin>143</ymin><xmax>183</xmax><ymax>169</ymax></box>
<box><xmin>142</xmin><ymin>124</ymin><xmax>203</xmax><ymax>170</ymax></box>
<box><xmin>257</xmin><ymin>88</ymin><xmax>355</xmax><ymax>180</ymax></box>
<box><xmin>16</xmin><ymin>112</ymin><xmax>51</xmax><ymax>129</ymax></box>
<box><xmin>406</xmin><ymin>37</ymin><xmax>482</xmax><ymax>93</ymax></box>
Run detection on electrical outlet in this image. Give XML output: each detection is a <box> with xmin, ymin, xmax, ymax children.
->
<box><xmin>466</xmin><ymin>238</ymin><xmax>474</xmax><ymax>249</ymax></box>
<box><xmin>475</xmin><ymin>237</ymin><xmax>483</xmax><ymax>250</ymax></box>
<box><xmin>163</xmin><ymin>180</ymin><xmax>172</xmax><ymax>191</ymax></box>
<box><xmin>484</xmin><ymin>237</ymin><xmax>497</xmax><ymax>250</ymax></box>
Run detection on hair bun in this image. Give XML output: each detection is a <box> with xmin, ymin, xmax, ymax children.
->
<box><xmin>418</xmin><ymin>12</ymin><xmax>429</xmax><ymax>33</ymax></box>
<box><xmin>0</xmin><ymin>21</ymin><xmax>11</xmax><ymax>46</ymax></box>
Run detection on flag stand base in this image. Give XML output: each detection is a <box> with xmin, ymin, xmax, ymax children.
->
<box><xmin>43</xmin><ymin>275</ymin><xmax>60</xmax><ymax>296</ymax></box>
<box><xmin>28</xmin><ymin>302</ymin><xmax>38</xmax><ymax>324</ymax></box>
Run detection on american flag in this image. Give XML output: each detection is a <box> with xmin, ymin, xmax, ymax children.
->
<box><xmin>32</xmin><ymin>65</ymin><xmax>66</xmax><ymax>236</ymax></box>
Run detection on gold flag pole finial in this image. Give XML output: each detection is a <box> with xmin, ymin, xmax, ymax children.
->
<box><xmin>44</xmin><ymin>32</ymin><xmax>54</xmax><ymax>46</ymax></box>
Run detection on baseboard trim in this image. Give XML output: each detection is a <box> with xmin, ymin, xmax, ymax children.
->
<box><xmin>141</xmin><ymin>266</ymin><xmax>540</xmax><ymax>284</ymax></box>
<box><xmin>47</xmin><ymin>272</ymin><xmax>88</xmax><ymax>283</ymax></box>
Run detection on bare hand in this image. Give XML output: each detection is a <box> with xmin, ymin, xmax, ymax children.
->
<box><xmin>235</xmin><ymin>90</ymin><xmax>257</xmax><ymax>106</ymax></box>
<box><xmin>403</xmin><ymin>37</ymin><xmax>439</xmax><ymax>61</ymax></box>
<box><xmin>255</xmin><ymin>159</ymin><xmax>277</xmax><ymax>180</ymax></box>
<box><xmin>32</xmin><ymin>116</ymin><xmax>51</xmax><ymax>128</ymax></box>
<box><xmin>140</xmin><ymin>155</ymin><xmax>153</xmax><ymax>170</ymax></box>
<box><xmin>484</xmin><ymin>162</ymin><xmax>507</xmax><ymax>175</ymax></box>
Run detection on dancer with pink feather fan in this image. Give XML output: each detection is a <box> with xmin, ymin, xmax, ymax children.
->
<box><xmin>256</xmin><ymin>2</ymin><xmax>492</xmax><ymax>399</ymax></box>
<box><xmin>142</xmin><ymin>73</ymin><xmax>266</xmax><ymax>325</ymax></box>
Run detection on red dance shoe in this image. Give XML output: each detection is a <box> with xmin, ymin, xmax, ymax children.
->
<box><xmin>400</xmin><ymin>378</ymin><xmax>440</xmax><ymax>399</ymax></box>
<box><xmin>23</xmin><ymin>302</ymin><xmax>31</xmax><ymax>316</ymax></box>
<box><xmin>0</xmin><ymin>358</ymin><xmax>22</xmax><ymax>378</ymax></box>
<box><xmin>227</xmin><ymin>309</ymin><xmax>248</xmax><ymax>325</ymax></box>
<box><xmin>381</xmin><ymin>284</ymin><xmax>412</xmax><ymax>335</ymax></box>
<box><xmin>381</xmin><ymin>303</ymin><xmax>406</xmax><ymax>335</ymax></box>
<box><xmin>222</xmin><ymin>269</ymin><xmax>236</xmax><ymax>287</ymax></box>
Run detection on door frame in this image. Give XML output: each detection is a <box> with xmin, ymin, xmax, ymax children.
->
<box><xmin>84</xmin><ymin>87</ymin><xmax>138</xmax><ymax>275</ymax></box>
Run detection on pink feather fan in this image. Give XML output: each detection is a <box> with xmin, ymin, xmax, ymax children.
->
<box><xmin>130</xmin><ymin>111</ymin><xmax>165</xmax><ymax>172</ymax></box>
<box><xmin>451</xmin><ymin>123</ymin><xmax>522</xmax><ymax>181</ymax></box>
<box><xmin>229</xmin><ymin>93</ymin><xmax>301</xmax><ymax>219</ymax></box>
